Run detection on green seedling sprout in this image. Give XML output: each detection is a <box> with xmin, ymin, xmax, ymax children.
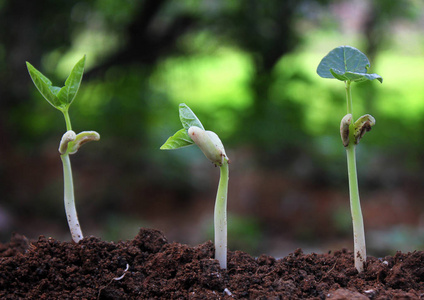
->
<box><xmin>161</xmin><ymin>103</ymin><xmax>230</xmax><ymax>269</ymax></box>
<box><xmin>317</xmin><ymin>46</ymin><xmax>382</xmax><ymax>273</ymax></box>
<box><xmin>26</xmin><ymin>56</ymin><xmax>100</xmax><ymax>243</ymax></box>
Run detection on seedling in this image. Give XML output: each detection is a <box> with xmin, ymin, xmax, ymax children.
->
<box><xmin>161</xmin><ymin>104</ymin><xmax>230</xmax><ymax>269</ymax></box>
<box><xmin>317</xmin><ymin>46</ymin><xmax>382</xmax><ymax>273</ymax></box>
<box><xmin>27</xmin><ymin>56</ymin><xmax>100</xmax><ymax>243</ymax></box>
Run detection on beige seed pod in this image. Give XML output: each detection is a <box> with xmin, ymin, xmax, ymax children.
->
<box><xmin>188</xmin><ymin>126</ymin><xmax>228</xmax><ymax>166</ymax></box>
<box><xmin>354</xmin><ymin>114</ymin><xmax>375</xmax><ymax>144</ymax></box>
<box><xmin>68</xmin><ymin>131</ymin><xmax>100</xmax><ymax>155</ymax></box>
<box><xmin>59</xmin><ymin>130</ymin><xmax>77</xmax><ymax>154</ymax></box>
<box><xmin>58</xmin><ymin>130</ymin><xmax>100</xmax><ymax>155</ymax></box>
<box><xmin>340</xmin><ymin>114</ymin><xmax>352</xmax><ymax>147</ymax></box>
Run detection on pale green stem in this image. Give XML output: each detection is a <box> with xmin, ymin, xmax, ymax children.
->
<box><xmin>346</xmin><ymin>81</ymin><xmax>353</xmax><ymax>115</ymax></box>
<box><xmin>346</xmin><ymin>145</ymin><xmax>366</xmax><ymax>272</ymax></box>
<box><xmin>60</xmin><ymin>153</ymin><xmax>83</xmax><ymax>243</ymax></box>
<box><xmin>62</xmin><ymin>110</ymin><xmax>72</xmax><ymax>131</ymax></box>
<box><xmin>214</xmin><ymin>161</ymin><xmax>229</xmax><ymax>269</ymax></box>
<box><xmin>345</xmin><ymin>81</ymin><xmax>366</xmax><ymax>273</ymax></box>
<box><xmin>60</xmin><ymin>108</ymin><xmax>83</xmax><ymax>243</ymax></box>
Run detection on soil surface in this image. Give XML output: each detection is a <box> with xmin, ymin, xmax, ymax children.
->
<box><xmin>0</xmin><ymin>228</ymin><xmax>423</xmax><ymax>299</ymax></box>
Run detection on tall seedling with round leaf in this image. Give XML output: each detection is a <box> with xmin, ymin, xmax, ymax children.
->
<box><xmin>317</xmin><ymin>46</ymin><xmax>382</xmax><ymax>273</ymax></box>
<box><xmin>161</xmin><ymin>104</ymin><xmax>230</xmax><ymax>269</ymax></box>
<box><xmin>27</xmin><ymin>56</ymin><xmax>100</xmax><ymax>243</ymax></box>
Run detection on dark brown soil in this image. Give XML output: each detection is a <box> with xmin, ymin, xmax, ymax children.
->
<box><xmin>0</xmin><ymin>229</ymin><xmax>423</xmax><ymax>299</ymax></box>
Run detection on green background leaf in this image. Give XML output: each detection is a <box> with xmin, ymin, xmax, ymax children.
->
<box><xmin>179</xmin><ymin>103</ymin><xmax>205</xmax><ymax>132</ymax></box>
<box><xmin>317</xmin><ymin>46</ymin><xmax>382</xmax><ymax>83</ymax></box>
<box><xmin>57</xmin><ymin>55</ymin><xmax>86</xmax><ymax>106</ymax></box>
<box><xmin>160</xmin><ymin>128</ymin><xmax>194</xmax><ymax>150</ymax></box>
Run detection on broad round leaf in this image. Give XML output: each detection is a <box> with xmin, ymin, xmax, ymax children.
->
<box><xmin>317</xmin><ymin>46</ymin><xmax>382</xmax><ymax>83</ymax></box>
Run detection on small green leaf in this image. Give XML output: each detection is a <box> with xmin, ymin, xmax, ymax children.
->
<box><xmin>26</xmin><ymin>62</ymin><xmax>64</xmax><ymax>110</ymax></box>
<box><xmin>317</xmin><ymin>46</ymin><xmax>382</xmax><ymax>83</ymax></box>
<box><xmin>57</xmin><ymin>55</ymin><xmax>86</xmax><ymax>107</ymax></box>
<box><xmin>179</xmin><ymin>103</ymin><xmax>205</xmax><ymax>132</ymax></box>
<box><xmin>160</xmin><ymin>128</ymin><xmax>194</xmax><ymax>150</ymax></box>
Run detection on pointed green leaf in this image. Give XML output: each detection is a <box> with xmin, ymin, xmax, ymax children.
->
<box><xmin>179</xmin><ymin>103</ymin><xmax>205</xmax><ymax>132</ymax></box>
<box><xmin>26</xmin><ymin>62</ymin><xmax>64</xmax><ymax>110</ymax></box>
<box><xmin>160</xmin><ymin>128</ymin><xmax>194</xmax><ymax>150</ymax></box>
<box><xmin>57</xmin><ymin>55</ymin><xmax>86</xmax><ymax>106</ymax></box>
<box><xmin>317</xmin><ymin>46</ymin><xmax>382</xmax><ymax>83</ymax></box>
<box><xmin>50</xmin><ymin>86</ymin><xmax>61</xmax><ymax>96</ymax></box>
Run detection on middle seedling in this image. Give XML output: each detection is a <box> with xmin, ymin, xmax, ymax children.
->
<box><xmin>161</xmin><ymin>103</ymin><xmax>230</xmax><ymax>269</ymax></box>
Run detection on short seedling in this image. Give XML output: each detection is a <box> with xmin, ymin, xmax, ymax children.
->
<box><xmin>161</xmin><ymin>104</ymin><xmax>230</xmax><ymax>269</ymax></box>
<box><xmin>317</xmin><ymin>46</ymin><xmax>382</xmax><ymax>273</ymax></box>
<box><xmin>27</xmin><ymin>56</ymin><xmax>100</xmax><ymax>243</ymax></box>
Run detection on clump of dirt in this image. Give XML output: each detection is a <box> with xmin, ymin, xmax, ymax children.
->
<box><xmin>0</xmin><ymin>228</ymin><xmax>423</xmax><ymax>299</ymax></box>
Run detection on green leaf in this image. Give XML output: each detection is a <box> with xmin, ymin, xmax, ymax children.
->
<box><xmin>330</xmin><ymin>70</ymin><xmax>382</xmax><ymax>83</ymax></box>
<box><xmin>26</xmin><ymin>62</ymin><xmax>64</xmax><ymax>110</ymax></box>
<box><xmin>57</xmin><ymin>55</ymin><xmax>86</xmax><ymax>107</ymax></box>
<box><xmin>317</xmin><ymin>46</ymin><xmax>382</xmax><ymax>83</ymax></box>
<box><xmin>160</xmin><ymin>128</ymin><xmax>194</xmax><ymax>150</ymax></box>
<box><xmin>179</xmin><ymin>103</ymin><xmax>205</xmax><ymax>132</ymax></box>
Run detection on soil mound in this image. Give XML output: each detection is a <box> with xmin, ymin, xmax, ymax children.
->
<box><xmin>0</xmin><ymin>228</ymin><xmax>423</xmax><ymax>299</ymax></box>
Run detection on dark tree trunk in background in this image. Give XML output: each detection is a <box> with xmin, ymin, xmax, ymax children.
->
<box><xmin>85</xmin><ymin>0</ymin><xmax>196</xmax><ymax>78</ymax></box>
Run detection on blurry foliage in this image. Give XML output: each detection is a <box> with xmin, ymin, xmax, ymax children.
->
<box><xmin>1</xmin><ymin>0</ymin><xmax>424</xmax><ymax>247</ymax></box>
<box><xmin>368</xmin><ymin>225</ymin><xmax>424</xmax><ymax>256</ymax></box>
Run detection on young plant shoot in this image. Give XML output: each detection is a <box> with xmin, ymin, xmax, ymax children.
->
<box><xmin>27</xmin><ymin>56</ymin><xmax>100</xmax><ymax>243</ymax></box>
<box><xmin>317</xmin><ymin>46</ymin><xmax>382</xmax><ymax>273</ymax></box>
<box><xmin>161</xmin><ymin>104</ymin><xmax>230</xmax><ymax>269</ymax></box>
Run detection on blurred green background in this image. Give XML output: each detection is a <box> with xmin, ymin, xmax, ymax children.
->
<box><xmin>1</xmin><ymin>0</ymin><xmax>424</xmax><ymax>258</ymax></box>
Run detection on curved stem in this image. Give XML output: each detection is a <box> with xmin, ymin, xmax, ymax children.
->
<box><xmin>214</xmin><ymin>161</ymin><xmax>229</xmax><ymax>269</ymax></box>
<box><xmin>61</xmin><ymin>153</ymin><xmax>83</xmax><ymax>243</ymax></box>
